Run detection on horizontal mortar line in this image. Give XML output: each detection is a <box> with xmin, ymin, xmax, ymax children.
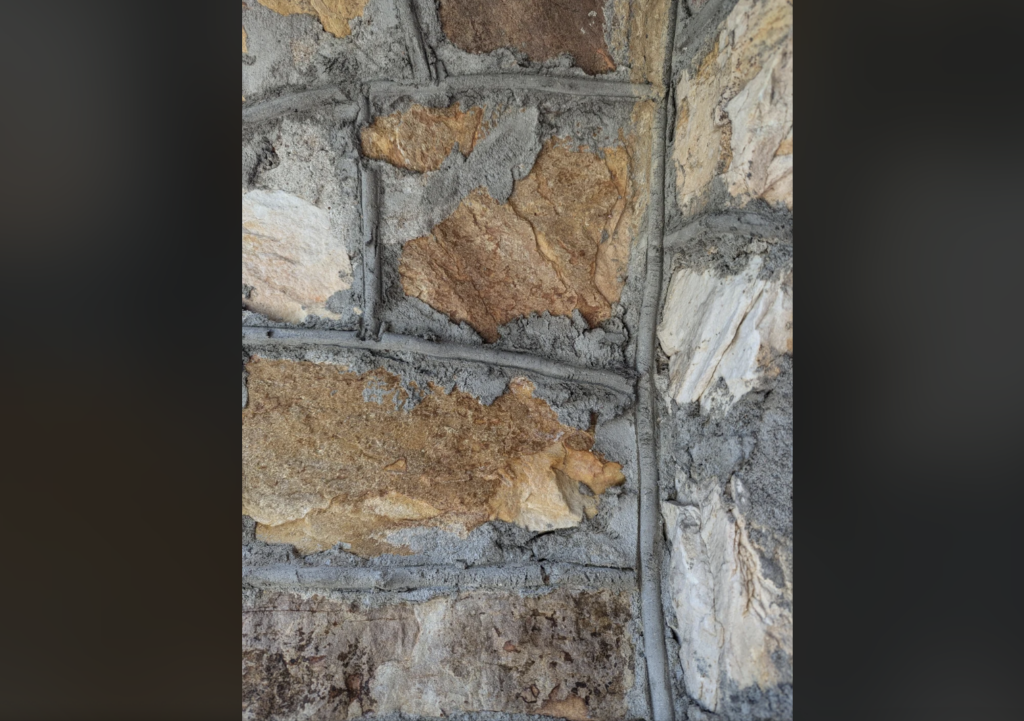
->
<box><xmin>243</xmin><ymin>562</ymin><xmax>636</xmax><ymax>592</ymax></box>
<box><xmin>242</xmin><ymin>326</ymin><xmax>637</xmax><ymax>397</ymax></box>
<box><xmin>367</xmin><ymin>74</ymin><xmax>660</xmax><ymax>101</ymax></box>
<box><xmin>242</xmin><ymin>87</ymin><xmax>360</xmax><ymax>125</ymax></box>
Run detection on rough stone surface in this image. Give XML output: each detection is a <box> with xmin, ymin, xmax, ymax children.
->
<box><xmin>257</xmin><ymin>0</ymin><xmax>369</xmax><ymax>39</ymax></box>
<box><xmin>657</xmin><ymin>255</ymin><xmax>792</xmax><ymax>412</ymax></box>
<box><xmin>242</xmin><ymin>358</ymin><xmax>625</xmax><ymax>556</ymax></box>
<box><xmin>242</xmin><ymin>114</ymin><xmax>362</xmax><ymax>328</ymax></box>
<box><xmin>243</xmin><ymin>189</ymin><xmax>354</xmax><ymax>323</ymax></box>
<box><xmin>399</xmin><ymin>140</ymin><xmax>636</xmax><ymax>343</ymax></box>
<box><xmin>242</xmin><ymin>0</ymin><xmax>410</xmax><ymax>102</ymax></box>
<box><xmin>242</xmin><ymin>588</ymin><xmax>635</xmax><ymax>720</ymax></box>
<box><xmin>658</xmin><ymin>359</ymin><xmax>793</xmax><ymax>719</ymax></box>
<box><xmin>360</xmin><ymin>103</ymin><xmax>485</xmax><ymax>172</ymax></box>
<box><xmin>437</xmin><ymin>0</ymin><xmax>615</xmax><ymax>75</ymax></box>
<box><xmin>672</xmin><ymin>0</ymin><xmax>793</xmax><ymax>214</ymax></box>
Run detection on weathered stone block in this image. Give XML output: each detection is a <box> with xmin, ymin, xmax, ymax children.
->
<box><xmin>672</xmin><ymin>0</ymin><xmax>793</xmax><ymax>214</ymax></box>
<box><xmin>657</xmin><ymin>255</ymin><xmax>792</xmax><ymax>412</ymax></box>
<box><xmin>242</xmin><ymin>358</ymin><xmax>625</xmax><ymax>556</ymax></box>
<box><xmin>242</xmin><ymin>113</ymin><xmax>362</xmax><ymax>327</ymax></box>
<box><xmin>242</xmin><ymin>588</ymin><xmax>636</xmax><ymax>720</ymax></box>
<box><xmin>242</xmin><ymin>0</ymin><xmax>411</xmax><ymax>103</ymax></box>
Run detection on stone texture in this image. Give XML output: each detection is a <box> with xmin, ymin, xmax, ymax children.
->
<box><xmin>437</xmin><ymin>0</ymin><xmax>615</xmax><ymax>75</ymax></box>
<box><xmin>622</xmin><ymin>0</ymin><xmax>672</xmax><ymax>86</ymax></box>
<box><xmin>360</xmin><ymin>103</ymin><xmax>484</xmax><ymax>173</ymax></box>
<box><xmin>399</xmin><ymin>139</ymin><xmax>637</xmax><ymax>343</ymax></box>
<box><xmin>662</xmin><ymin>477</ymin><xmax>792</xmax><ymax>714</ymax></box>
<box><xmin>256</xmin><ymin>0</ymin><xmax>368</xmax><ymax>39</ymax></box>
<box><xmin>242</xmin><ymin>358</ymin><xmax>625</xmax><ymax>556</ymax></box>
<box><xmin>242</xmin><ymin>189</ymin><xmax>354</xmax><ymax>324</ymax></box>
<box><xmin>657</xmin><ymin>255</ymin><xmax>792</xmax><ymax>412</ymax></box>
<box><xmin>672</xmin><ymin>0</ymin><xmax>793</xmax><ymax>213</ymax></box>
<box><xmin>242</xmin><ymin>588</ymin><xmax>634</xmax><ymax>720</ymax></box>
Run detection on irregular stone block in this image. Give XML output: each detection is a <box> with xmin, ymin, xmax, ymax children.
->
<box><xmin>657</xmin><ymin>256</ymin><xmax>792</xmax><ymax>411</ymax></box>
<box><xmin>437</xmin><ymin>0</ymin><xmax>615</xmax><ymax>75</ymax></box>
<box><xmin>672</xmin><ymin>0</ymin><xmax>793</xmax><ymax>214</ymax></box>
<box><xmin>242</xmin><ymin>189</ymin><xmax>354</xmax><ymax>324</ymax></box>
<box><xmin>256</xmin><ymin>0</ymin><xmax>368</xmax><ymax>39</ymax></box>
<box><xmin>243</xmin><ymin>0</ymin><xmax>410</xmax><ymax>102</ymax></box>
<box><xmin>662</xmin><ymin>480</ymin><xmax>792</xmax><ymax>714</ymax></box>
<box><xmin>242</xmin><ymin>588</ymin><xmax>635</xmax><ymax>720</ymax></box>
<box><xmin>242</xmin><ymin>358</ymin><xmax>625</xmax><ymax>556</ymax></box>
<box><xmin>399</xmin><ymin>139</ymin><xmax>637</xmax><ymax>343</ymax></box>
<box><xmin>360</xmin><ymin>103</ymin><xmax>484</xmax><ymax>173</ymax></box>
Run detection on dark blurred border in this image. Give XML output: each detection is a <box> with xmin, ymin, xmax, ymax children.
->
<box><xmin>0</xmin><ymin>1</ymin><xmax>1022</xmax><ymax>719</ymax></box>
<box><xmin>0</xmin><ymin>2</ymin><xmax>237</xmax><ymax>719</ymax></box>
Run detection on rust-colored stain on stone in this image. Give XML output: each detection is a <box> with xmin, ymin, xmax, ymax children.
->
<box><xmin>242</xmin><ymin>358</ymin><xmax>624</xmax><ymax>556</ymax></box>
<box><xmin>438</xmin><ymin>0</ymin><xmax>615</xmax><ymax>75</ymax></box>
<box><xmin>243</xmin><ymin>589</ymin><xmax>633</xmax><ymax>720</ymax></box>
<box><xmin>360</xmin><ymin>103</ymin><xmax>485</xmax><ymax>172</ymax></box>
<box><xmin>256</xmin><ymin>0</ymin><xmax>368</xmax><ymax>39</ymax></box>
<box><xmin>399</xmin><ymin>139</ymin><xmax>636</xmax><ymax>343</ymax></box>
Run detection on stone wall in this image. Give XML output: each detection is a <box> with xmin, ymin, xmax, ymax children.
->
<box><xmin>241</xmin><ymin>1</ymin><xmax>792</xmax><ymax>719</ymax></box>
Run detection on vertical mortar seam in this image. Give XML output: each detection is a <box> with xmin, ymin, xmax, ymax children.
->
<box><xmin>396</xmin><ymin>0</ymin><xmax>432</xmax><ymax>82</ymax></box>
<box><xmin>635</xmin><ymin>1</ymin><xmax>682</xmax><ymax>719</ymax></box>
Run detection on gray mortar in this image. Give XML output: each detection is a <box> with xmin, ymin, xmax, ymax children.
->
<box><xmin>408</xmin><ymin>0</ymin><xmax>638</xmax><ymax>85</ymax></box>
<box><xmin>242</xmin><ymin>105</ymin><xmax>365</xmax><ymax>331</ymax></box>
<box><xmin>242</xmin><ymin>0</ymin><xmax>412</xmax><ymax>104</ymax></box>
<box><xmin>663</xmin><ymin>210</ymin><xmax>793</xmax><ymax>276</ymax></box>
<box><xmin>242</xmin><ymin>343</ymin><xmax>639</xmax><ymax>571</ymax></box>
<box><xmin>372</xmin><ymin>89</ymin><xmax>647</xmax><ymax>371</ymax></box>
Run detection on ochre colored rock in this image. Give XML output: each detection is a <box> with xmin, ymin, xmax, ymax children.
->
<box><xmin>242</xmin><ymin>189</ymin><xmax>353</xmax><ymax>323</ymax></box>
<box><xmin>242</xmin><ymin>359</ymin><xmax>625</xmax><ymax>556</ymax></box>
<box><xmin>438</xmin><ymin>0</ymin><xmax>615</xmax><ymax>75</ymax></box>
<box><xmin>399</xmin><ymin>140</ymin><xmax>637</xmax><ymax>342</ymax></box>
<box><xmin>360</xmin><ymin>103</ymin><xmax>485</xmax><ymax>173</ymax></box>
<box><xmin>256</xmin><ymin>0</ymin><xmax>368</xmax><ymax>39</ymax></box>
<box><xmin>672</xmin><ymin>0</ymin><xmax>793</xmax><ymax>213</ymax></box>
<box><xmin>243</xmin><ymin>588</ymin><xmax>634</xmax><ymax>720</ymax></box>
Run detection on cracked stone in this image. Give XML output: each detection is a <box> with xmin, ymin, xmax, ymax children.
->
<box><xmin>399</xmin><ymin>139</ymin><xmax>637</xmax><ymax>343</ymax></box>
<box><xmin>242</xmin><ymin>189</ymin><xmax>354</xmax><ymax>324</ymax></box>
<box><xmin>256</xmin><ymin>0</ymin><xmax>368</xmax><ymax>39</ymax></box>
<box><xmin>243</xmin><ymin>588</ymin><xmax>634</xmax><ymax>720</ymax></box>
<box><xmin>672</xmin><ymin>0</ymin><xmax>793</xmax><ymax>213</ymax></box>
<box><xmin>242</xmin><ymin>358</ymin><xmax>625</xmax><ymax>556</ymax></box>
<box><xmin>360</xmin><ymin>103</ymin><xmax>485</xmax><ymax>173</ymax></box>
<box><xmin>657</xmin><ymin>256</ymin><xmax>792</xmax><ymax>412</ymax></box>
<box><xmin>438</xmin><ymin>0</ymin><xmax>615</xmax><ymax>75</ymax></box>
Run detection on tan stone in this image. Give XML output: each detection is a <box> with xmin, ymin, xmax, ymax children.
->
<box><xmin>256</xmin><ymin>0</ymin><xmax>368</xmax><ymax>39</ymax></box>
<box><xmin>672</xmin><ymin>0</ymin><xmax>793</xmax><ymax>214</ymax></box>
<box><xmin>242</xmin><ymin>360</ymin><xmax>625</xmax><ymax>556</ymax></box>
<box><xmin>399</xmin><ymin>139</ymin><xmax>638</xmax><ymax>343</ymax></box>
<box><xmin>627</xmin><ymin>0</ymin><xmax>671</xmax><ymax>86</ymax></box>
<box><xmin>242</xmin><ymin>27</ymin><xmax>247</xmax><ymax>54</ymax></box>
<box><xmin>243</xmin><ymin>588</ymin><xmax>634</xmax><ymax>720</ymax></box>
<box><xmin>438</xmin><ymin>0</ymin><xmax>615</xmax><ymax>75</ymax></box>
<box><xmin>360</xmin><ymin>103</ymin><xmax>485</xmax><ymax>173</ymax></box>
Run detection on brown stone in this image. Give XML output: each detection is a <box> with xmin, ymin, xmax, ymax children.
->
<box><xmin>242</xmin><ymin>359</ymin><xmax>625</xmax><ymax>556</ymax></box>
<box><xmin>360</xmin><ymin>103</ymin><xmax>485</xmax><ymax>173</ymax></box>
<box><xmin>243</xmin><ymin>588</ymin><xmax>634</xmax><ymax>720</ymax></box>
<box><xmin>399</xmin><ymin>139</ymin><xmax>636</xmax><ymax>343</ymax></box>
<box><xmin>672</xmin><ymin>0</ymin><xmax>793</xmax><ymax>213</ymax></box>
<box><xmin>256</xmin><ymin>0</ymin><xmax>368</xmax><ymax>39</ymax></box>
<box><xmin>438</xmin><ymin>0</ymin><xmax>615</xmax><ymax>75</ymax></box>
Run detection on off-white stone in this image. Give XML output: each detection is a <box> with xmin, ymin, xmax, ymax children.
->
<box><xmin>242</xmin><ymin>189</ymin><xmax>353</xmax><ymax>323</ymax></box>
<box><xmin>657</xmin><ymin>256</ymin><xmax>792</xmax><ymax>411</ymax></box>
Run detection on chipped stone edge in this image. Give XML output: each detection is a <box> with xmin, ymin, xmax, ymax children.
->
<box><xmin>241</xmin><ymin>326</ymin><xmax>636</xmax><ymax>397</ymax></box>
<box><xmin>243</xmin><ymin>562</ymin><xmax>635</xmax><ymax>593</ymax></box>
<box><xmin>634</xmin><ymin>1</ymin><xmax>681</xmax><ymax>719</ymax></box>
